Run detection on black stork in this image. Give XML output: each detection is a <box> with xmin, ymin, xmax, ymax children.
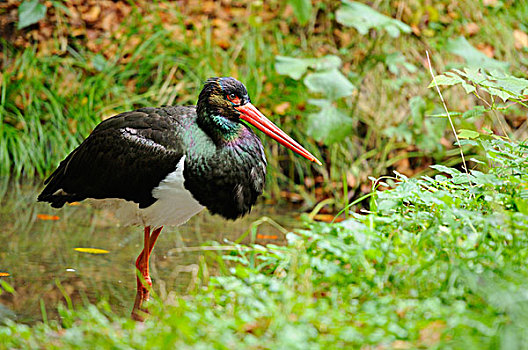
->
<box><xmin>37</xmin><ymin>77</ymin><xmax>321</xmax><ymax>320</ymax></box>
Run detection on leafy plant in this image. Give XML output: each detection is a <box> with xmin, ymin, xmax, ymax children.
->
<box><xmin>446</xmin><ymin>36</ymin><xmax>509</xmax><ymax>72</ymax></box>
<box><xmin>275</xmin><ymin>1</ymin><xmax>414</xmax><ymax>146</ymax></box>
<box><xmin>17</xmin><ymin>0</ymin><xmax>47</xmax><ymax>29</ymax></box>
<box><xmin>1</xmin><ymin>132</ymin><xmax>528</xmax><ymax>348</ymax></box>
<box><xmin>336</xmin><ymin>0</ymin><xmax>411</xmax><ymax>37</ymax></box>
<box><xmin>430</xmin><ymin>68</ymin><xmax>528</xmax><ymax>105</ymax></box>
<box><xmin>429</xmin><ymin>67</ymin><xmax>528</xmax><ymax>142</ymax></box>
<box><xmin>287</xmin><ymin>0</ymin><xmax>313</xmax><ymax>26</ymax></box>
<box><xmin>275</xmin><ymin>55</ymin><xmax>355</xmax><ymax>145</ymax></box>
<box><xmin>383</xmin><ymin>96</ymin><xmax>446</xmax><ymax>152</ymax></box>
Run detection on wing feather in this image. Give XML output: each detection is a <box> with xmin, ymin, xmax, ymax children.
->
<box><xmin>38</xmin><ymin>108</ymin><xmax>190</xmax><ymax>208</ymax></box>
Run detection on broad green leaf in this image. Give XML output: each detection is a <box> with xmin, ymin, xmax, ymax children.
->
<box><xmin>446</xmin><ymin>36</ymin><xmax>509</xmax><ymax>71</ymax></box>
<box><xmin>463</xmin><ymin>67</ymin><xmax>487</xmax><ymax>84</ymax></box>
<box><xmin>275</xmin><ymin>55</ymin><xmax>341</xmax><ymax>80</ymax></box>
<box><xmin>461</xmin><ymin>82</ymin><xmax>476</xmax><ymax>94</ymax></box>
<box><xmin>493</xmin><ymin>75</ymin><xmax>528</xmax><ymax>95</ymax></box>
<box><xmin>484</xmin><ymin>73</ymin><xmax>528</xmax><ymax>101</ymax></box>
<box><xmin>486</xmin><ymin>87</ymin><xmax>512</xmax><ymax>102</ymax></box>
<box><xmin>428</xmin><ymin>74</ymin><xmax>464</xmax><ymax>88</ymax></box>
<box><xmin>275</xmin><ymin>56</ymin><xmax>314</xmax><ymax>80</ymax></box>
<box><xmin>288</xmin><ymin>0</ymin><xmax>313</xmax><ymax>25</ymax></box>
<box><xmin>306</xmin><ymin>99</ymin><xmax>353</xmax><ymax>144</ymax></box>
<box><xmin>336</xmin><ymin>0</ymin><xmax>411</xmax><ymax>38</ymax></box>
<box><xmin>476</xmin><ymin>73</ymin><xmax>528</xmax><ymax>101</ymax></box>
<box><xmin>409</xmin><ymin>96</ymin><xmax>426</xmax><ymax>125</ymax></box>
<box><xmin>430</xmin><ymin>164</ymin><xmax>462</xmax><ymax>176</ymax></box>
<box><xmin>74</xmin><ymin>247</ymin><xmax>110</xmax><ymax>254</ymax></box>
<box><xmin>304</xmin><ymin>69</ymin><xmax>355</xmax><ymax>99</ymax></box>
<box><xmin>18</xmin><ymin>0</ymin><xmax>47</xmax><ymax>29</ymax></box>
<box><xmin>458</xmin><ymin>129</ymin><xmax>480</xmax><ymax>139</ymax></box>
<box><xmin>312</xmin><ymin>55</ymin><xmax>342</xmax><ymax>71</ymax></box>
<box><xmin>385</xmin><ymin>53</ymin><xmax>417</xmax><ymax>74</ymax></box>
<box><xmin>462</xmin><ymin>106</ymin><xmax>486</xmax><ymax>119</ymax></box>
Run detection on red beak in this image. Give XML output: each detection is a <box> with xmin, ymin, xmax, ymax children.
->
<box><xmin>236</xmin><ymin>103</ymin><xmax>322</xmax><ymax>166</ymax></box>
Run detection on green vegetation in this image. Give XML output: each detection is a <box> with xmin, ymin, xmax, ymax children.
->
<box><xmin>1</xmin><ymin>0</ymin><xmax>528</xmax><ymax>348</ymax></box>
<box><xmin>2</xmin><ymin>128</ymin><xmax>528</xmax><ymax>348</ymax></box>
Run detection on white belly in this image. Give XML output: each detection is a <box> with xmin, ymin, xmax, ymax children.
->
<box><xmin>89</xmin><ymin>156</ymin><xmax>204</xmax><ymax>228</ymax></box>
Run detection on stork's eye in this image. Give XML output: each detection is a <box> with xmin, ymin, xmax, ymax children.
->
<box><xmin>227</xmin><ymin>93</ymin><xmax>241</xmax><ymax>105</ymax></box>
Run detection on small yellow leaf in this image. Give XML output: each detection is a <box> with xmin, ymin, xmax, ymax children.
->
<box><xmin>74</xmin><ymin>247</ymin><xmax>110</xmax><ymax>254</ymax></box>
<box><xmin>0</xmin><ymin>272</ymin><xmax>10</xmax><ymax>277</ymax></box>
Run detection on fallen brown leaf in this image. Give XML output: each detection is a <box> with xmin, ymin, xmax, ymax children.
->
<box><xmin>483</xmin><ymin>0</ymin><xmax>499</xmax><ymax>6</ymax></box>
<box><xmin>394</xmin><ymin>157</ymin><xmax>412</xmax><ymax>177</ymax></box>
<box><xmin>82</xmin><ymin>5</ymin><xmax>101</xmax><ymax>23</ymax></box>
<box><xmin>419</xmin><ymin>320</ymin><xmax>446</xmax><ymax>346</ymax></box>
<box><xmin>411</xmin><ymin>24</ymin><xmax>421</xmax><ymax>36</ymax></box>
<box><xmin>464</xmin><ymin>22</ymin><xmax>479</xmax><ymax>36</ymax></box>
<box><xmin>279</xmin><ymin>190</ymin><xmax>303</xmax><ymax>203</ymax></box>
<box><xmin>514</xmin><ymin>29</ymin><xmax>528</xmax><ymax>49</ymax></box>
<box><xmin>274</xmin><ymin>101</ymin><xmax>290</xmax><ymax>115</ymax></box>
<box><xmin>476</xmin><ymin>43</ymin><xmax>495</xmax><ymax>58</ymax></box>
<box><xmin>215</xmin><ymin>38</ymin><xmax>230</xmax><ymax>50</ymax></box>
<box><xmin>440</xmin><ymin>137</ymin><xmax>452</xmax><ymax>148</ymax></box>
<box><xmin>347</xmin><ymin>173</ymin><xmax>357</xmax><ymax>188</ymax></box>
<box><xmin>392</xmin><ymin>340</ymin><xmax>413</xmax><ymax>349</ymax></box>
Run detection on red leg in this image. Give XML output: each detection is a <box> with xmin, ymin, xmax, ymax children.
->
<box><xmin>131</xmin><ymin>226</ymin><xmax>163</xmax><ymax>321</ymax></box>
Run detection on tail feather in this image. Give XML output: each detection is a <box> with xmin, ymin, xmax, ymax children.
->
<box><xmin>37</xmin><ymin>151</ymin><xmax>83</xmax><ymax>208</ymax></box>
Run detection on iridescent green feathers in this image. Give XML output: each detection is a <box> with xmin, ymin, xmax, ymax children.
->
<box><xmin>196</xmin><ymin>77</ymin><xmax>251</xmax><ymax>144</ymax></box>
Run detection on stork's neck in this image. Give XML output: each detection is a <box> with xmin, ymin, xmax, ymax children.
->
<box><xmin>197</xmin><ymin>106</ymin><xmax>243</xmax><ymax>145</ymax></box>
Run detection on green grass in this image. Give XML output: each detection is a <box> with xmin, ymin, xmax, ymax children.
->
<box><xmin>1</xmin><ymin>134</ymin><xmax>527</xmax><ymax>349</ymax></box>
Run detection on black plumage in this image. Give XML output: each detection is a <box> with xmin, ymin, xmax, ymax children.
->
<box><xmin>38</xmin><ymin>104</ymin><xmax>266</xmax><ymax>220</ymax></box>
<box><xmin>38</xmin><ymin>107</ymin><xmax>186</xmax><ymax>209</ymax></box>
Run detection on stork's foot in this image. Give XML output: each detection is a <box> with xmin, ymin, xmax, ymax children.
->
<box><xmin>131</xmin><ymin>302</ymin><xmax>147</xmax><ymax>322</ymax></box>
<box><xmin>131</xmin><ymin>274</ymin><xmax>152</xmax><ymax>321</ymax></box>
<box><xmin>131</xmin><ymin>226</ymin><xmax>163</xmax><ymax>322</ymax></box>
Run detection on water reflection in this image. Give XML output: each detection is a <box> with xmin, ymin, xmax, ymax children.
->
<box><xmin>0</xmin><ymin>180</ymin><xmax>299</xmax><ymax>323</ymax></box>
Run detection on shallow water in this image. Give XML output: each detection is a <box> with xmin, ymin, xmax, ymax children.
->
<box><xmin>0</xmin><ymin>181</ymin><xmax>300</xmax><ymax>323</ymax></box>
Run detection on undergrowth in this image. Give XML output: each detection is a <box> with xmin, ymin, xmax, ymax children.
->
<box><xmin>1</xmin><ymin>132</ymin><xmax>527</xmax><ymax>349</ymax></box>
